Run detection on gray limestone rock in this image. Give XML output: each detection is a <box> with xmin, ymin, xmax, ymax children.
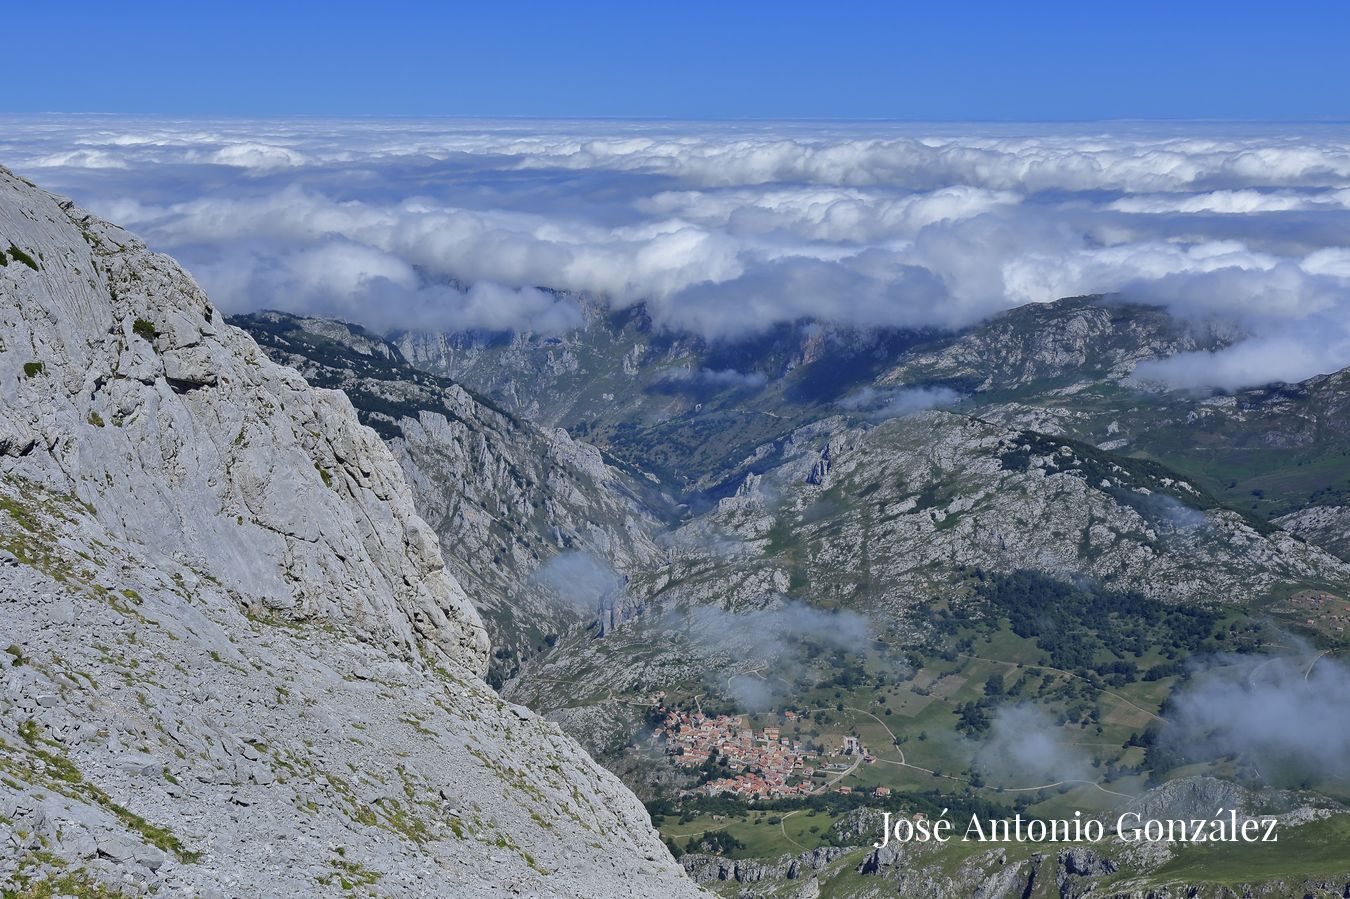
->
<box><xmin>0</xmin><ymin>166</ymin><xmax>703</xmax><ymax>898</ymax></box>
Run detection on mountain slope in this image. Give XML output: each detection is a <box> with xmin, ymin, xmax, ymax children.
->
<box><xmin>876</xmin><ymin>294</ymin><xmax>1235</xmax><ymax>394</ymax></box>
<box><xmin>0</xmin><ymin>167</ymin><xmax>701</xmax><ymax>897</ymax></box>
<box><xmin>0</xmin><ymin>182</ymin><xmax>487</xmax><ymax>673</ymax></box>
<box><xmin>510</xmin><ymin>410</ymin><xmax>1350</xmax><ymax>732</ymax></box>
<box><xmin>389</xmin><ymin>293</ymin><xmax>1350</xmax><ymax>809</ymax></box>
<box><xmin>962</xmin><ymin>339</ymin><xmax>1350</xmax><ymax>543</ymax></box>
<box><xmin>395</xmin><ymin>303</ymin><xmax>934</xmax><ymax>497</ymax></box>
<box><xmin>233</xmin><ymin>310</ymin><xmax>667</xmax><ymax>683</ymax></box>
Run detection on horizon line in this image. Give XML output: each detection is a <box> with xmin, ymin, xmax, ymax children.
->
<box><xmin>5</xmin><ymin>111</ymin><xmax>1350</xmax><ymax>127</ymax></box>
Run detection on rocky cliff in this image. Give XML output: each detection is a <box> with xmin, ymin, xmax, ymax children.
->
<box><xmin>232</xmin><ymin>310</ymin><xmax>668</xmax><ymax>684</ymax></box>
<box><xmin>0</xmin><ymin>167</ymin><xmax>702</xmax><ymax>897</ymax></box>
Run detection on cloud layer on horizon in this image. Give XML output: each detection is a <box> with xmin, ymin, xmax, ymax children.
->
<box><xmin>4</xmin><ymin>117</ymin><xmax>1350</xmax><ymax>390</ymax></box>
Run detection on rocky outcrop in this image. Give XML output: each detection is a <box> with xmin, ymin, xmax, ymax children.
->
<box><xmin>959</xmin><ymin>356</ymin><xmax>1350</xmax><ymax>538</ymax></box>
<box><xmin>1277</xmin><ymin>504</ymin><xmax>1350</xmax><ymax>561</ymax></box>
<box><xmin>681</xmin><ymin>846</ymin><xmax>850</xmax><ymax>885</ymax></box>
<box><xmin>0</xmin><ymin>170</ymin><xmax>486</xmax><ymax>674</ymax></box>
<box><xmin>878</xmin><ymin>295</ymin><xmax>1235</xmax><ymax>392</ymax></box>
<box><xmin>233</xmin><ymin>310</ymin><xmax>666</xmax><ymax>681</ymax></box>
<box><xmin>687</xmin><ymin>412</ymin><xmax>1350</xmax><ymax>609</ymax></box>
<box><xmin>0</xmin><ymin>167</ymin><xmax>702</xmax><ymax>896</ymax></box>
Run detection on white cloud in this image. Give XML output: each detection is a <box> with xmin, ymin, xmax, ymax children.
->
<box><xmin>655</xmin><ymin>368</ymin><xmax>768</xmax><ymax>390</ymax></box>
<box><xmin>839</xmin><ymin>386</ymin><xmax>961</xmax><ymax>419</ymax></box>
<box><xmin>1133</xmin><ymin>325</ymin><xmax>1350</xmax><ymax>391</ymax></box>
<box><xmin>638</xmin><ymin>184</ymin><xmax>1020</xmax><ymax>243</ymax></box>
<box><xmin>1108</xmin><ymin>189</ymin><xmax>1337</xmax><ymax>215</ymax></box>
<box><xmin>1303</xmin><ymin>247</ymin><xmax>1350</xmax><ymax>278</ymax></box>
<box><xmin>27</xmin><ymin>149</ymin><xmax>128</xmax><ymax>169</ymax></box>
<box><xmin>3</xmin><ymin>116</ymin><xmax>1350</xmax><ymax>389</ymax></box>
<box><xmin>195</xmin><ymin>142</ymin><xmax>309</xmax><ymax>170</ymax></box>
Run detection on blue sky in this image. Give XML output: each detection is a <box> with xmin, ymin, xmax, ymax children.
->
<box><xmin>6</xmin><ymin>1</ymin><xmax>1350</xmax><ymax>120</ymax></box>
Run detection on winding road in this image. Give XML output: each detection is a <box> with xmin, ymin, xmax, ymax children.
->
<box><xmin>958</xmin><ymin>652</ymin><xmax>1163</xmax><ymax>722</ymax></box>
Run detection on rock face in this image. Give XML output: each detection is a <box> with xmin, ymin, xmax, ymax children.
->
<box><xmin>0</xmin><ymin>167</ymin><xmax>702</xmax><ymax>896</ymax></box>
<box><xmin>233</xmin><ymin>310</ymin><xmax>667</xmax><ymax>683</ymax></box>
<box><xmin>681</xmin><ymin>846</ymin><xmax>849</xmax><ymax>885</ymax></box>
<box><xmin>0</xmin><ymin>172</ymin><xmax>486</xmax><ymax>674</ymax></box>
<box><xmin>1276</xmin><ymin>504</ymin><xmax>1350</xmax><ymax>562</ymax></box>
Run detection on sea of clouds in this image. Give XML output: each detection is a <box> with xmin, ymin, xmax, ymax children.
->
<box><xmin>4</xmin><ymin>117</ymin><xmax>1350</xmax><ymax>389</ymax></box>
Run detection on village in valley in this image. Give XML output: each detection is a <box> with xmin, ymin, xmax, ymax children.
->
<box><xmin>1288</xmin><ymin>589</ymin><xmax>1350</xmax><ymax>635</ymax></box>
<box><xmin>650</xmin><ymin>694</ymin><xmax>887</xmax><ymax>801</ymax></box>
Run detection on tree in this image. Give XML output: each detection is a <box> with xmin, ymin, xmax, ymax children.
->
<box><xmin>697</xmin><ymin>830</ymin><xmax>745</xmax><ymax>856</ymax></box>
